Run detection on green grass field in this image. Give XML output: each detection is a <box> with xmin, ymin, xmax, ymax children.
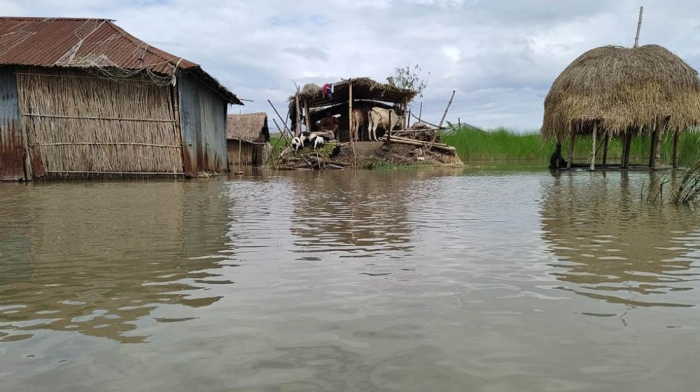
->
<box><xmin>441</xmin><ymin>126</ymin><xmax>700</xmax><ymax>166</ymax></box>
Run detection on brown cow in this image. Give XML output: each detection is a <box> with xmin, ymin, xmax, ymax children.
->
<box><xmin>317</xmin><ymin>116</ymin><xmax>339</xmax><ymax>140</ymax></box>
<box><xmin>351</xmin><ymin>108</ymin><xmax>366</xmax><ymax>142</ymax></box>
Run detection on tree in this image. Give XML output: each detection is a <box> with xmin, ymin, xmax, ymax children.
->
<box><xmin>386</xmin><ymin>64</ymin><xmax>429</xmax><ymax>98</ymax></box>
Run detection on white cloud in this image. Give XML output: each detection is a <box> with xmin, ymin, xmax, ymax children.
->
<box><xmin>5</xmin><ymin>0</ymin><xmax>700</xmax><ymax>131</ymax></box>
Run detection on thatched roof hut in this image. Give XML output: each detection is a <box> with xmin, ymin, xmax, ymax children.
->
<box><xmin>226</xmin><ymin>113</ymin><xmax>270</xmax><ymax>167</ymax></box>
<box><xmin>542</xmin><ymin>45</ymin><xmax>700</xmax><ymax>169</ymax></box>
<box><xmin>227</xmin><ymin>113</ymin><xmax>269</xmax><ymax>143</ymax></box>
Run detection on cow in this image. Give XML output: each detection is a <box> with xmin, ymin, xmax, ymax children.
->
<box><xmin>367</xmin><ymin>107</ymin><xmax>404</xmax><ymax>141</ymax></box>
<box><xmin>317</xmin><ymin>116</ymin><xmax>340</xmax><ymax>140</ymax></box>
<box><xmin>351</xmin><ymin>108</ymin><xmax>366</xmax><ymax>142</ymax></box>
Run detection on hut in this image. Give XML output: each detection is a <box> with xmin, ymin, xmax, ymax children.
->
<box><xmin>226</xmin><ymin>113</ymin><xmax>271</xmax><ymax>167</ymax></box>
<box><xmin>0</xmin><ymin>17</ymin><xmax>242</xmax><ymax>181</ymax></box>
<box><xmin>289</xmin><ymin>77</ymin><xmax>417</xmax><ymax>142</ymax></box>
<box><xmin>542</xmin><ymin>45</ymin><xmax>700</xmax><ymax>170</ymax></box>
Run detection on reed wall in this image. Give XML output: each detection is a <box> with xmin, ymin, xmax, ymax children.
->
<box><xmin>16</xmin><ymin>67</ymin><xmax>184</xmax><ymax>175</ymax></box>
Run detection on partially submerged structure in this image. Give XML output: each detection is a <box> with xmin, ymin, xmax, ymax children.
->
<box><xmin>542</xmin><ymin>44</ymin><xmax>700</xmax><ymax>170</ymax></box>
<box><xmin>226</xmin><ymin>113</ymin><xmax>270</xmax><ymax>167</ymax></box>
<box><xmin>289</xmin><ymin>77</ymin><xmax>417</xmax><ymax>141</ymax></box>
<box><xmin>275</xmin><ymin>77</ymin><xmax>462</xmax><ymax>169</ymax></box>
<box><xmin>0</xmin><ymin>17</ymin><xmax>242</xmax><ymax>181</ymax></box>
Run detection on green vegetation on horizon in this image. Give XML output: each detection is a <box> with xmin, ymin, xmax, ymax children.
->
<box><xmin>442</xmin><ymin>125</ymin><xmax>700</xmax><ymax>166</ymax></box>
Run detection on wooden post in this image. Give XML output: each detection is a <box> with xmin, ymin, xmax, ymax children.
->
<box><xmin>418</xmin><ymin>102</ymin><xmax>423</xmax><ymax>121</ymax></box>
<box><xmin>649</xmin><ymin>129</ymin><xmax>657</xmax><ymax>167</ymax></box>
<box><xmin>407</xmin><ymin>109</ymin><xmax>412</xmax><ymax>129</ymax></box>
<box><xmin>404</xmin><ymin>98</ymin><xmax>409</xmax><ymax>129</ymax></box>
<box><xmin>348</xmin><ymin>81</ymin><xmax>353</xmax><ymax>143</ymax></box>
<box><xmin>654</xmin><ymin>127</ymin><xmax>663</xmax><ymax>170</ymax></box>
<box><xmin>567</xmin><ymin>124</ymin><xmax>575</xmax><ymax>169</ymax></box>
<box><xmin>238</xmin><ymin>138</ymin><xmax>242</xmax><ymax>167</ymax></box>
<box><xmin>673</xmin><ymin>131</ymin><xmax>680</xmax><ymax>168</ymax></box>
<box><xmin>602</xmin><ymin>133</ymin><xmax>609</xmax><ymax>167</ymax></box>
<box><xmin>624</xmin><ymin>131</ymin><xmax>633</xmax><ymax>168</ymax></box>
<box><xmin>438</xmin><ymin>90</ymin><xmax>456</xmax><ymax>129</ymax></box>
<box><xmin>304</xmin><ymin>100</ymin><xmax>312</xmax><ymax>134</ymax></box>
<box><xmin>590</xmin><ymin>122</ymin><xmax>597</xmax><ymax>171</ymax></box>
<box><xmin>295</xmin><ymin>88</ymin><xmax>301</xmax><ymax>136</ymax></box>
<box><xmin>634</xmin><ymin>6</ymin><xmax>644</xmax><ymax>48</ymax></box>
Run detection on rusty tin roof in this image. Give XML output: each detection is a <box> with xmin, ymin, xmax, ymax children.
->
<box><xmin>0</xmin><ymin>17</ymin><xmax>242</xmax><ymax>104</ymax></box>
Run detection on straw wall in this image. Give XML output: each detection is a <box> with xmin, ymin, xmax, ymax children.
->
<box><xmin>16</xmin><ymin>67</ymin><xmax>183</xmax><ymax>175</ymax></box>
<box><xmin>227</xmin><ymin>141</ymin><xmax>269</xmax><ymax>167</ymax></box>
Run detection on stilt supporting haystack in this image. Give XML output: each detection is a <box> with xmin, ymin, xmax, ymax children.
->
<box><xmin>590</xmin><ymin>122</ymin><xmax>597</xmax><ymax>170</ymax></box>
<box><xmin>621</xmin><ymin>130</ymin><xmax>632</xmax><ymax>169</ymax></box>
<box><xmin>649</xmin><ymin>129</ymin><xmax>658</xmax><ymax>167</ymax></box>
<box><xmin>567</xmin><ymin>125</ymin><xmax>575</xmax><ymax>169</ymax></box>
<box><xmin>602</xmin><ymin>133</ymin><xmax>609</xmax><ymax>167</ymax></box>
<box><xmin>673</xmin><ymin>131</ymin><xmax>680</xmax><ymax>168</ymax></box>
<box><xmin>654</xmin><ymin>127</ymin><xmax>663</xmax><ymax>169</ymax></box>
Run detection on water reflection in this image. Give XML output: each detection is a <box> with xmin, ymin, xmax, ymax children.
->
<box><xmin>289</xmin><ymin>171</ymin><xmax>418</xmax><ymax>256</ymax></box>
<box><xmin>540</xmin><ymin>171</ymin><xmax>700</xmax><ymax>307</ymax></box>
<box><xmin>0</xmin><ymin>181</ymin><xmax>231</xmax><ymax>343</ymax></box>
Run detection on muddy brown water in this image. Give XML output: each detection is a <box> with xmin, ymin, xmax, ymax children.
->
<box><xmin>1</xmin><ymin>167</ymin><xmax>699</xmax><ymax>391</ymax></box>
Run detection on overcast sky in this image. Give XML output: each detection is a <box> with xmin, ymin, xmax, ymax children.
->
<box><xmin>4</xmin><ymin>0</ymin><xmax>700</xmax><ymax>131</ymax></box>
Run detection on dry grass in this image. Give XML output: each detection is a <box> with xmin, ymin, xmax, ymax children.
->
<box><xmin>543</xmin><ymin>45</ymin><xmax>700</xmax><ymax>140</ymax></box>
<box><xmin>17</xmin><ymin>67</ymin><xmax>183</xmax><ymax>175</ymax></box>
<box><xmin>226</xmin><ymin>113</ymin><xmax>269</xmax><ymax>143</ymax></box>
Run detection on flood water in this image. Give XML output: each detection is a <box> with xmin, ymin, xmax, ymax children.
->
<box><xmin>1</xmin><ymin>167</ymin><xmax>700</xmax><ymax>391</ymax></box>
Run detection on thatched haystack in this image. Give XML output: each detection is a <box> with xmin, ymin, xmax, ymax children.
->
<box><xmin>227</xmin><ymin>113</ymin><xmax>270</xmax><ymax>167</ymax></box>
<box><xmin>543</xmin><ymin>45</ymin><xmax>700</xmax><ymax>140</ymax></box>
<box><xmin>542</xmin><ymin>44</ymin><xmax>700</xmax><ymax>169</ymax></box>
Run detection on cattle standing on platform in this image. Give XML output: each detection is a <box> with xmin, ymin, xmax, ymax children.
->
<box><xmin>351</xmin><ymin>108</ymin><xmax>366</xmax><ymax>142</ymax></box>
<box><xmin>318</xmin><ymin>116</ymin><xmax>340</xmax><ymax>140</ymax></box>
<box><xmin>367</xmin><ymin>108</ymin><xmax>404</xmax><ymax>141</ymax></box>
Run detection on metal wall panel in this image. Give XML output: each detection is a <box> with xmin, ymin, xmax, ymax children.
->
<box><xmin>178</xmin><ymin>73</ymin><xmax>228</xmax><ymax>175</ymax></box>
<box><xmin>0</xmin><ymin>67</ymin><xmax>24</xmax><ymax>181</ymax></box>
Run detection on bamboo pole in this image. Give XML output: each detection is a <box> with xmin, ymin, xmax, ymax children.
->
<box><xmin>21</xmin><ymin>113</ymin><xmax>176</xmax><ymax>122</ymax></box>
<box><xmin>634</xmin><ymin>6</ymin><xmax>644</xmax><ymax>48</ymax></box>
<box><xmin>349</xmin><ymin>81</ymin><xmax>356</xmax><ymax>165</ymax></box>
<box><xmin>567</xmin><ymin>124</ymin><xmax>575</xmax><ymax>169</ymax></box>
<box><xmin>238</xmin><ymin>138</ymin><xmax>242</xmax><ymax>167</ymax></box>
<box><xmin>304</xmin><ymin>100</ymin><xmax>312</xmax><ymax>134</ymax></box>
<box><xmin>438</xmin><ymin>90</ymin><xmax>456</xmax><ymax>129</ymax></box>
<box><xmin>418</xmin><ymin>102</ymin><xmax>423</xmax><ymax>121</ymax></box>
<box><xmin>268</xmin><ymin>100</ymin><xmax>293</xmax><ymax>136</ymax></box>
<box><xmin>590</xmin><ymin>122</ymin><xmax>597</xmax><ymax>171</ymax></box>
<box><xmin>673</xmin><ymin>131</ymin><xmax>680</xmax><ymax>168</ymax></box>
<box><xmin>602</xmin><ymin>133</ymin><xmax>609</xmax><ymax>167</ymax></box>
<box><xmin>295</xmin><ymin>87</ymin><xmax>301</xmax><ymax>136</ymax></box>
<box><xmin>654</xmin><ymin>126</ymin><xmax>663</xmax><ymax>170</ymax></box>
<box><xmin>623</xmin><ymin>131</ymin><xmax>633</xmax><ymax>168</ymax></box>
<box><xmin>649</xmin><ymin>129</ymin><xmax>657</xmax><ymax>167</ymax></box>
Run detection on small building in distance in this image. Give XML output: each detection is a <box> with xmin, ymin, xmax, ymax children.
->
<box><xmin>0</xmin><ymin>17</ymin><xmax>242</xmax><ymax>181</ymax></box>
<box><xmin>226</xmin><ymin>113</ymin><xmax>271</xmax><ymax>168</ymax></box>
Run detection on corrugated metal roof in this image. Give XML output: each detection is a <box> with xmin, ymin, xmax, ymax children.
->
<box><xmin>0</xmin><ymin>17</ymin><xmax>242</xmax><ymax>104</ymax></box>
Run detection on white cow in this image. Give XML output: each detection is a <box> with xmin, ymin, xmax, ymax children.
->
<box><xmin>367</xmin><ymin>107</ymin><xmax>404</xmax><ymax>141</ymax></box>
